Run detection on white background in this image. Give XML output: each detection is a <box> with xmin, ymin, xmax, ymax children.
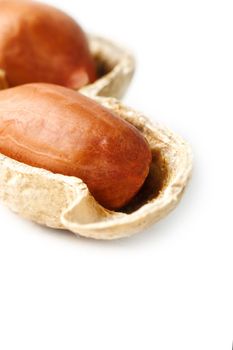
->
<box><xmin>0</xmin><ymin>0</ymin><xmax>232</xmax><ymax>349</ymax></box>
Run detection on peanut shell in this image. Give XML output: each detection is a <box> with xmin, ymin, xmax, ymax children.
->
<box><xmin>0</xmin><ymin>97</ymin><xmax>192</xmax><ymax>240</ymax></box>
<box><xmin>80</xmin><ymin>35</ymin><xmax>135</xmax><ymax>99</ymax></box>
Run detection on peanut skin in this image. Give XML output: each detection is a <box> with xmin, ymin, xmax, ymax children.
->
<box><xmin>0</xmin><ymin>84</ymin><xmax>152</xmax><ymax>210</ymax></box>
<box><xmin>0</xmin><ymin>0</ymin><xmax>96</xmax><ymax>89</ymax></box>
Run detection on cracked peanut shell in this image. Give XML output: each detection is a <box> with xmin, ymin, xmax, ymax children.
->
<box><xmin>0</xmin><ymin>97</ymin><xmax>192</xmax><ymax>240</ymax></box>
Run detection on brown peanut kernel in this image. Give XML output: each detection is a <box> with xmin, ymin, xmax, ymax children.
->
<box><xmin>0</xmin><ymin>83</ymin><xmax>152</xmax><ymax>210</ymax></box>
<box><xmin>0</xmin><ymin>0</ymin><xmax>96</xmax><ymax>89</ymax></box>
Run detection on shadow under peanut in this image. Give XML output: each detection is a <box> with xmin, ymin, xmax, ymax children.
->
<box><xmin>120</xmin><ymin>149</ymin><xmax>168</xmax><ymax>214</ymax></box>
<box><xmin>94</xmin><ymin>54</ymin><xmax>112</xmax><ymax>79</ymax></box>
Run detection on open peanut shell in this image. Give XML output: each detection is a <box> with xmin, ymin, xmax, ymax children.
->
<box><xmin>80</xmin><ymin>35</ymin><xmax>135</xmax><ymax>99</ymax></box>
<box><xmin>0</xmin><ymin>97</ymin><xmax>192</xmax><ymax>240</ymax></box>
<box><xmin>0</xmin><ymin>35</ymin><xmax>135</xmax><ymax>99</ymax></box>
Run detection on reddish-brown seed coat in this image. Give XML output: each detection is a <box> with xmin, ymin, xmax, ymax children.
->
<box><xmin>0</xmin><ymin>83</ymin><xmax>152</xmax><ymax>209</ymax></box>
<box><xmin>0</xmin><ymin>0</ymin><xmax>96</xmax><ymax>88</ymax></box>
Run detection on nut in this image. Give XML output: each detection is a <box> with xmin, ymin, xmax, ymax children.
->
<box><xmin>0</xmin><ymin>35</ymin><xmax>136</xmax><ymax>100</ymax></box>
<box><xmin>0</xmin><ymin>0</ymin><xmax>96</xmax><ymax>89</ymax></box>
<box><xmin>0</xmin><ymin>83</ymin><xmax>152</xmax><ymax>210</ymax></box>
<box><xmin>0</xmin><ymin>95</ymin><xmax>192</xmax><ymax>240</ymax></box>
<box><xmin>0</xmin><ymin>69</ymin><xmax>8</xmax><ymax>90</ymax></box>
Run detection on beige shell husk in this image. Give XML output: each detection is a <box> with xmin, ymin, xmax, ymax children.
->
<box><xmin>0</xmin><ymin>35</ymin><xmax>135</xmax><ymax>98</ymax></box>
<box><xmin>80</xmin><ymin>35</ymin><xmax>135</xmax><ymax>99</ymax></box>
<box><xmin>0</xmin><ymin>97</ymin><xmax>192</xmax><ymax>240</ymax></box>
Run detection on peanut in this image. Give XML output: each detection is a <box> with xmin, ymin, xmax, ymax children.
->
<box><xmin>0</xmin><ymin>83</ymin><xmax>152</xmax><ymax>210</ymax></box>
<box><xmin>0</xmin><ymin>0</ymin><xmax>96</xmax><ymax>89</ymax></box>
